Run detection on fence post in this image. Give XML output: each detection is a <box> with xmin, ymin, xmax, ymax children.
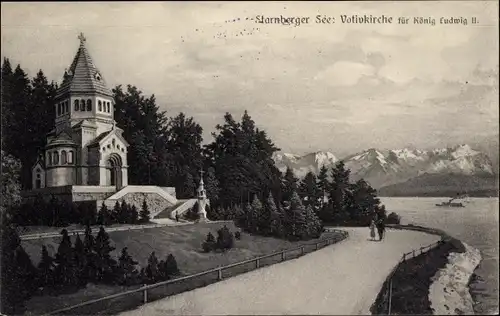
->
<box><xmin>412</xmin><ymin>250</ymin><xmax>416</xmax><ymax>258</ymax></box>
<box><xmin>143</xmin><ymin>286</ymin><xmax>148</xmax><ymax>304</ymax></box>
<box><xmin>218</xmin><ymin>268</ymin><xmax>223</xmax><ymax>281</ymax></box>
<box><xmin>315</xmin><ymin>242</ymin><xmax>319</xmax><ymax>250</ymax></box>
<box><xmin>388</xmin><ymin>278</ymin><xmax>393</xmax><ymax>315</ymax></box>
<box><xmin>402</xmin><ymin>253</ymin><xmax>406</xmax><ymax>262</ymax></box>
<box><xmin>301</xmin><ymin>246</ymin><xmax>304</xmax><ymax>255</ymax></box>
<box><xmin>281</xmin><ymin>251</ymin><xmax>285</xmax><ymax>261</ymax></box>
<box><xmin>256</xmin><ymin>258</ymin><xmax>260</xmax><ymax>269</ymax></box>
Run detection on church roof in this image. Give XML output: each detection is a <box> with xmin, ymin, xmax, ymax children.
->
<box><xmin>87</xmin><ymin>128</ymin><xmax>130</xmax><ymax>148</ymax></box>
<box><xmin>56</xmin><ymin>33</ymin><xmax>113</xmax><ymax>99</ymax></box>
<box><xmin>87</xmin><ymin>131</ymin><xmax>112</xmax><ymax>147</ymax></box>
<box><xmin>46</xmin><ymin>131</ymin><xmax>77</xmax><ymax>148</ymax></box>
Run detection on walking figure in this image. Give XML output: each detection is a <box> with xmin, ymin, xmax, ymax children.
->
<box><xmin>376</xmin><ymin>217</ymin><xmax>386</xmax><ymax>241</ymax></box>
<box><xmin>369</xmin><ymin>219</ymin><xmax>376</xmax><ymax>241</ymax></box>
<box><xmin>175</xmin><ymin>211</ymin><xmax>179</xmax><ymax>222</ymax></box>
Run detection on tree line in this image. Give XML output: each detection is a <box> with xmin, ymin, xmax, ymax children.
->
<box><xmin>9</xmin><ymin>197</ymin><xmax>151</xmax><ymax>227</ymax></box>
<box><xmin>0</xmin><ymin>222</ymin><xmax>179</xmax><ymax>314</ymax></box>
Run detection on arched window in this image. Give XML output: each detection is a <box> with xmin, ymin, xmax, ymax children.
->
<box><xmin>98</xmin><ymin>100</ymin><xmax>102</xmax><ymax>112</ymax></box>
<box><xmin>53</xmin><ymin>151</ymin><xmax>59</xmax><ymax>165</ymax></box>
<box><xmin>47</xmin><ymin>152</ymin><xmax>52</xmax><ymax>166</ymax></box>
<box><xmin>81</xmin><ymin>99</ymin><xmax>86</xmax><ymax>111</ymax></box>
<box><xmin>65</xmin><ymin>101</ymin><xmax>69</xmax><ymax>113</ymax></box>
<box><xmin>61</xmin><ymin>150</ymin><xmax>67</xmax><ymax>164</ymax></box>
<box><xmin>68</xmin><ymin>151</ymin><xmax>74</xmax><ymax>164</ymax></box>
<box><xmin>74</xmin><ymin>99</ymin><xmax>79</xmax><ymax>111</ymax></box>
<box><xmin>87</xmin><ymin>99</ymin><xmax>92</xmax><ymax>111</ymax></box>
<box><xmin>107</xmin><ymin>103</ymin><xmax>110</xmax><ymax>113</ymax></box>
<box><xmin>112</xmin><ymin>139</ymin><xmax>116</xmax><ymax>147</ymax></box>
<box><xmin>35</xmin><ymin>172</ymin><xmax>41</xmax><ymax>189</ymax></box>
<box><xmin>57</xmin><ymin>103</ymin><xmax>62</xmax><ymax>116</ymax></box>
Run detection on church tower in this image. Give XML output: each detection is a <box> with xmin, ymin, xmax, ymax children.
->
<box><xmin>54</xmin><ymin>33</ymin><xmax>115</xmax><ymax>136</ymax></box>
<box><xmin>39</xmin><ymin>33</ymin><xmax>129</xmax><ymax>189</ymax></box>
<box><xmin>197</xmin><ymin>170</ymin><xmax>209</xmax><ymax>221</ymax></box>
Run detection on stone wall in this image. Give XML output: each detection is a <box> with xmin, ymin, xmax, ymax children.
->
<box><xmin>103</xmin><ymin>191</ymin><xmax>174</xmax><ymax>216</ymax></box>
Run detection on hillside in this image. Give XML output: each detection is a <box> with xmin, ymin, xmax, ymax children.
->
<box><xmin>377</xmin><ymin>173</ymin><xmax>499</xmax><ymax>197</ymax></box>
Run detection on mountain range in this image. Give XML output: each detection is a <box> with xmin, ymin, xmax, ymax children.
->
<box><xmin>273</xmin><ymin>142</ymin><xmax>499</xmax><ymax>196</ymax></box>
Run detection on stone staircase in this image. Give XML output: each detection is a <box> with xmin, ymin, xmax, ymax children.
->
<box><xmin>150</xmin><ymin>198</ymin><xmax>197</xmax><ymax>219</ymax></box>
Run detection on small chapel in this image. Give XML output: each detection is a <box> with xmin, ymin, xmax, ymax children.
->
<box><xmin>23</xmin><ymin>33</ymin><xmax>207</xmax><ymax>221</ymax></box>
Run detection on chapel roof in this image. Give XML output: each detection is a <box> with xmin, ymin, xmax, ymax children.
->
<box><xmin>56</xmin><ymin>33</ymin><xmax>113</xmax><ymax>99</ymax></box>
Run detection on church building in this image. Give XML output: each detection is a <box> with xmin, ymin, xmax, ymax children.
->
<box><xmin>23</xmin><ymin>33</ymin><xmax>206</xmax><ymax>221</ymax></box>
<box><xmin>32</xmin><ymin>33</ymin><xmax>128</xmax><ymax>190</ymax></box>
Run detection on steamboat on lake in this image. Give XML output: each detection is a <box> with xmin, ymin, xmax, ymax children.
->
<box><xmin>435</xmin><ymin>194</ymin><xmax>471</xmax><ymax>207</ymax></box>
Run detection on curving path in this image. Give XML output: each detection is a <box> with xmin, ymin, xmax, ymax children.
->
<box><xmin>119</xmin><ymin>227</ymin><xmax>440</xmax><ymax>315</ymax></box>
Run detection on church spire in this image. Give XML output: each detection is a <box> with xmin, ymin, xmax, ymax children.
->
<box><xmin>56</xmin><ymin>32</ymin><xmax>112</xmax><ymax>99</ymax></box>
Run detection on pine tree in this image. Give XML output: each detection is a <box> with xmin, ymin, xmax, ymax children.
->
<box><xmin>282</xmin><ymin>167</ymin><xmax>298</xmax><ymax>204</ymax></box>
<box><xmin>139</xmin><ymin>199</ymin><xmax>150</xmax><ymax>223</ymax></box>
<box><xmin>73</xmin><ymin>234</ymin><xmax>88</xmax><ymax>286</ymax></box>
<box><xmin>53</xmin><ymin>229</ymin><xmax>78</xmax><ymax>288</ymax></box>
<box><xmin>267</xmin><ymin>193</ymin><xmax>284</xmax><ymax>237</ymax></box>
<box><xmin>83</xmin><ymin>224</ymin><xmax>97</xmax><ymax>282</ymax></box>
<box><xmin>248</xmin><ymin>196</ymin><xmax>263</xmax><ymax>233</ymax></box>
<box><xmin>299</xmin><ymin>172</ymin><xmax>320</xmax><ymax>209</ymax></box>
<box><xmin>145</xmin><ymin>251</ymin><xmax>160</xmax><ymax>284</ymax></box>
<box><xmin>112</xmin><ymin>201</ymin><xmax>121</xmax><ymax>224</ymax></box>
<box><xmin>117</xmin><ymin>247</ymin><xmax>138</xmax><ymax>285</ymax></box>
<box><xmin>93</xmin><ymin>227</ymin><xmax>117</xmax><ymax>283</ymax></box>
<box><xmin>288</xmin><ymin>191</ymin><xmax>307</xmax><ymax>240</ymax></box>
<box><xmin>97</xmin><ymin>202</ymin><xmax>110</xmax><ymax>226</ymax></box>
<box><xmin>130</xmin><ymin>205</ymin><xmax>139</xmax><ymax>224</ymax></box>
<box><xmin>165</xmin><ymin>254</ymin><xmax>179</xmax><ymax>277</ymax></box>
<box><xmin>120</xmin><ymin>200</ymin><xmax>130</xmax><ymax>224</ymax></box>
<box><xmin>37</xmin><ymin>245</ymin><xmax>55</xmax><ymax>290</ymax></box>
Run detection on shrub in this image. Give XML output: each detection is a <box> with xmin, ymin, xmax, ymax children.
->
<box><xmin>184</xmin><ymin>203</ymin><xmax>200</xmax><ymax>221</ymax></box>
<box><xmin>202</xmin><ymin>232</ymin><xmax>216</xmax><ymax>253</ymax></box>
<box><xmin>387</xmin><ymin>212</ymin><xmax>401</xmax><ymax>224</ymax></box>
<box><xmin>216</xmin><ymin>225</ymin><xmax>234</xmax><ymax>251</ymax></box>
<box><xmin>235</xmin><ymin>231</ymin><xmax>241</xmax><ymax>240</ymax></box>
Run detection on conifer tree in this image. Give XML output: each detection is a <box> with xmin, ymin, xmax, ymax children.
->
<box><xmin>1</xmin><ymin>222</ymin><xmax>34</xmax><ymax>314</ymax></box>
<box><xmin>139</xmin><ymin>199</ymin><xmax>150</xmax><ymax>223</ymax></box>
<box><xmin>112</xmin><ymin>201</ymin><xmax>121</xmax><ymax>224</ymax></box>
<box><xmin>97</xmin><ymin>202</ymin><xmax>111</xmax><ymax>226</ymax></box>
<box><xmin>282</xmin><ymin>167</ymin><xmax>298</xmax><ymax>203</ymax></box>
<box><xmin>117</xmin><ymin>247</ymin><xmax>138</xmax><ymax>285</ymax></box>
<box><xmin>299</xmin><ymin>172</ymin><xmax>320</xmax><ymax>209</ymax></box>
<box><xmin>145</xmin><ymin>251</ymin><xmax>159</xmax><ymax>283</ymax></box>
<box><xmin>130</xmin><ymin>205</ymin><xmax>139</xmax><ymax>224</ymax></box>
<box><xmin>120</xmin><ymin>200</ymin><xmax>130</xmax><ymax>224</ymax></box>
<box><xmin>248</xmin><ymin>195</ymin><xmax>263</xmax><ymax>233</ymax></box>
<box><xmin>83</xmin><ymin>224</ymin><xmax>97</xmax><ymax>282</ymax></box>
<box><xmin>267</xmin><ymin>193</ymin><xmax>284</xmax><ymax>237</ymax></box>
<box><xmin>37</xmin><ymin>245</ymin><xmax>55</xmax><ymax>290</ymax></box>
<box><xmin>288</xmin><ymin>191</ymin><xmax>307</xmax><ymax>240</ymax></box>
<box><xmin>73</xmin><ymin>234</ymin><xmax>87</xmax><ymax>286</ymax></box>
<box><xmin>93</xmin><ymin>227</ymin><xmax>117</xmax><ymax>283</ymax></box>
<box><xmin>53</xmin><ymin>229</ymin><xmax>78</xmax><ymax>288</ymax></box>
<box><xmin>165</xmin><ymin>254</ymin><xmax>179</xmax><ymax>276</ymax></box>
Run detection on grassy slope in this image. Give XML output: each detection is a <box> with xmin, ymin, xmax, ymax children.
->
<box><xmin>23</xmin><ymin>222</ymin><xmax>341</xmax><ymax>314</ymax></box>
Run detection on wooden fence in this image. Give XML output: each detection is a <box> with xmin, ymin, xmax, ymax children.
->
<box><xmin>43</xmin><ymin>229</ymin><xmax>349</xmax><ymax>315</ymax></box>
<box><xmin>376</xmin><ymin>224</ymin><xmax>451</xmax><ymax>315</ymax></box>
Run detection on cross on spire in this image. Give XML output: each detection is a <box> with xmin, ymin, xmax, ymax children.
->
<box><xmin>78</xmin><ymin>32</ymin><xmax>86</xmax><ymax>46</ymax></box>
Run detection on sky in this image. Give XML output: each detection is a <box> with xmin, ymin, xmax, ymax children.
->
<box><xmin>1</xmin><ymin>1</ymin><xmax>499</xmax><ymax>157</ymax></box>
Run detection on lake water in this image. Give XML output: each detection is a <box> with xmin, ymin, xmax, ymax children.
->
<box><xmin>380</xmin><ymin>197</ymin><xmax>499</xmax><ymax>315</ymax></box>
